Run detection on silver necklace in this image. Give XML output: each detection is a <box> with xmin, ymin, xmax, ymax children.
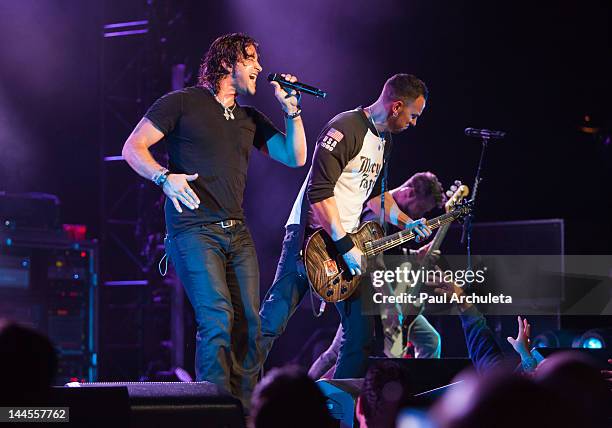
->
<box><xmin>217</xmin><ymin>96</ymin><xmax>237</xmax><ymax>120</ymax></box>
<box><xmin>364</xmin><ymin>107</ymin><xmax>385</xmax><ymax>150</ymax></box>
<box><xmin>208</xmin><ymin>87</ymin><xmax>237</xmax><ymax>120</ymax></box>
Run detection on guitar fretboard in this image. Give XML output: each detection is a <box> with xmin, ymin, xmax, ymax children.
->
<box><xmin>365</xmin><ymin>211</ymin><xmax>460</xmax><ymax>256</ymax></box>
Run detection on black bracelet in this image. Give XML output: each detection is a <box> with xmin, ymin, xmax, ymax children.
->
<box><xmin>334</xmin><ymin>234</ymin><xmax>355</xmax><ymax>255</ymax></box>
<box><xmin>156</xmin><ymin>171</ymin><xmax>171</xmax><ymax>187</ymax></box>
<box><xmin>284</xmin><ymin>107</ymin><xmax>302</xmax><ymax>119</ymax></box>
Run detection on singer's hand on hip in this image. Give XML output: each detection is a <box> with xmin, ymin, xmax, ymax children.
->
<box><xmin>270</xmin><ymin>73</ymin><xmax>301</xmax><ymax>113</ymax></box>
<box><xmin>163</xmin><ymin>173</ymin><xmax>200</xmax><ymax>213</ymax></box>
<box><xmin>406</xmin><ymin>218</ymin><xmax>432</xmax><ymax>243</ymax></box>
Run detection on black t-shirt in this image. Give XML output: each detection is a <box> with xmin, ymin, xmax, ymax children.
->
<box><xmin>144</xmin><ymin>86</ymin><xmax>281</xmax><ymax>235</ymax></box>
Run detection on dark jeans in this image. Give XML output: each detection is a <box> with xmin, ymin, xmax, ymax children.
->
<box><xmin>259</xmin><ymin>224</ymin><xmax>375</xmax><ymax>378</ymax></box>
<box><xmin>259</xmin><ymin>225</ymin><xmax>309</xmax><ymax>361</ymax></box>
<box><xmin>165</xmin><ymin>222</ymin><xmax>260</xmax><ymax>407</ymax></box>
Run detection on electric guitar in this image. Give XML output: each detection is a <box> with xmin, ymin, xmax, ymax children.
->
<box><xmin>303</xmin><ymin>197</ymin><xmax>472</xmax><ymax>303</ymax></box>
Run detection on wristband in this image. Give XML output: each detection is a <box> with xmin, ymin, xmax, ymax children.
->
<box><xmin>153</xmin><ymin>169</ymin><xmax>171</xmax><ymax>187</ymax></box>
<box><xmin>284</xmin><ymin>107</ymin><xmax>302</xmax><ymax>119</ymax></box>
<box><xmin>334</xmin><ymin>234</ymin><xmax>355</xmax><ymax>255</ymax></box>
<box><xmin>152</xmin><ymin>167</ymin><xmax>168</xmax><ymax>184</ymax></box>
<box><xmin>157</xmin><ymin>170</ymin><xmax>171</xmax><ymax>187</ymax></box>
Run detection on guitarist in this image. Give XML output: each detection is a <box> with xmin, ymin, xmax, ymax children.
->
<box><xmin>308</xmin><ymin>172</ymin><xmax>447</xmax><ymax>379</ymax></box>
<box><xmin>259</xmin><ymin>74</ymin><xmax>432</xmax><ymax>379</ymax></box>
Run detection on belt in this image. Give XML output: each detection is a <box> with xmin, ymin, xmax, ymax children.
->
<box><xmin>214</xmin><ymin>219</ymin><xmax>243</xmax><ymax>228</ymax></box>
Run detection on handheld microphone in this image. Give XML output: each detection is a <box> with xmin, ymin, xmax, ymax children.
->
<box><xmin>267</xmin><ymin>73</ymin><xmax>327</xmax><ymax>98</ymax></box>
<box><xmin>464</xmin><ymin>128</ymin><xmax>507</xmax><ymax>139</ymax></box>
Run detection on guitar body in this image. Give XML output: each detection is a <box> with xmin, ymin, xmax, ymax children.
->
<box><xmin>304</xmin><ymin>221</ymin><xmax>384</xmax><ymax>303</ymax></box>
<box><xmin>303</xmin><ymin>193</ymin><xmax>472</xmax><ymax>304</ymax></box>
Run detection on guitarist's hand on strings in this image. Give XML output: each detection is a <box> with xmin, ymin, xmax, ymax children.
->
<box><xmin>405</xmin><ymin>218</ymin><xmax>432</xmax><ymax>243</ymax></box>
<box><xmin>343</xmin><ymin>246</ymin><xmax>366</xmax><ymax>276</ymax></box>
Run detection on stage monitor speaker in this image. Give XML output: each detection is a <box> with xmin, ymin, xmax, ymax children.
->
<box><xmin>57</xmin><ymin>381</ymin><xmax>245</xmax><ymax>428</ymax></box>
<box><xmin>368</xmin><ymin>357</ymin><xmax>472</xmax><ymax>396</ymax></box>
<box><xmin>317</xmin><ymin>358</ymin><xmax>472</xmax><ymax>427</ymax></box>
<box><xmin>50</xmin><ymin>386</ymin><xmax>130</xmax><ymax>428</ymax></box>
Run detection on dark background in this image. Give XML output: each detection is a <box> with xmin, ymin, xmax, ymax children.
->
<box><xmin>0</xmin><ymin>0</ymin><xmax>610</xmax><ymax>377</ymax></box>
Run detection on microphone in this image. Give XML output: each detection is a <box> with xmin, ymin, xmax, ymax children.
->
<box><xmin>267</xmin><ymin>73</ymin><xmax>327</xmax><ymax>98</ymax></box>
<box><xmin>465</xmin><ymin>128</ymin><xmax>506</xmax><ymax>139</ymax></box>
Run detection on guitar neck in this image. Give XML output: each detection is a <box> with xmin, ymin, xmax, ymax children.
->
<box><xmin>365</xmin><ymin>211</ymin><xmax>458</xmax><ymax>257</ymax></box>
<box><xmin>428</xmin><ymin>222</ymin><xmax>451</xmax><ymax>253</ymax></box>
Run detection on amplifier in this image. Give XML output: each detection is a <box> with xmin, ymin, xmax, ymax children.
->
<box><xmin>0</xmin><ymin>229</ymin><xmax>98</xmax><ymax>384</ymax></box>
<box><xmin>0</xmin><ymin>191</ymin><xmax>61</xmax><ymax>230</ymax></box>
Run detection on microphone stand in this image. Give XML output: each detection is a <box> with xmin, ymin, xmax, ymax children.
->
<box><xmin>461</xmin><ymin>136</ymin><xmax>489</xmax><ymax>286</ymax></box>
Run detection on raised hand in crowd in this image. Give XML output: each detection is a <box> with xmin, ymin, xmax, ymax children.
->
<box><xmin>506</xmin><ymin>316</ymin><xmax>532</xmax><ymax>358</ymax></box>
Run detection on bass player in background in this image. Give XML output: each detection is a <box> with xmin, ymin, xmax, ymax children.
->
<box><xmin>309</xmin><ymin>172</ymin><xmax>448</xmax><ymax>379</ymax></box>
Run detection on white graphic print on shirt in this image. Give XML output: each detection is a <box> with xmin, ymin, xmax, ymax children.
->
<box><xmin>286</xmin><ymin>109</ymin><xmax>386</xmax><ymax>233</ymax></box>
<box><xmin>326</xmin><ymin>129</ymin><xmax>384</xmax><ymax>232</ymax></box>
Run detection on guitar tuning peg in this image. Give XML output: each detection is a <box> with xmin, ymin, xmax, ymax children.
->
<box><xmin>454</xmin><ymin>180</ymin><xmax>461</xmax><ymax>186</ymax></box>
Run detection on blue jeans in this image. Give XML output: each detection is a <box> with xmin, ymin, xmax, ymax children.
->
<box><xmin>333</xmin><ymin>291</ymin><xmax>377</xmax><ymax>378</ymax></box>
<box><xmin>165</xmin><ymin>222</ymin><xmax>260</xmax><ymax>407</ymax></box>
<box><xmin>259</xmin><ymin>225</ymin><xmax>309</xmax><ymax>361</ymax></box>
<box><xmin>259</xmin><ymin>225</ymin><xmax>376</xmax><ymax>378</ymax></box>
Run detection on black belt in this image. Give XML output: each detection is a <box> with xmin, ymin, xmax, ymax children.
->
<box><xmin>214</xmin><ymin>219</ymin><xmax>243</xmax><ymax>228</ymax></box>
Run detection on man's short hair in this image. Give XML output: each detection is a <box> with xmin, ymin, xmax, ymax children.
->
<box><xmin>382</xmin><ymin>73</ymin><xmax>429</xmax><ymax>104</ymax></box>
<box><xmin>198</xmin><ymin>33</ymin><xmax>259</xmax><ymax>92</ymax></box>
<box><xmin>359</xmin><ymin>360</ymin><xmax>415</xmax><ymax>428</ymax></box>
<box><xmin>401</xmin><ymin>171</ymin><xmax>446</xmax><ymax>209</ymax></box>
<box><xmin>251</xmin><ymin>366</ymin><xmax>334</xmax><ymax>428</ymax></box>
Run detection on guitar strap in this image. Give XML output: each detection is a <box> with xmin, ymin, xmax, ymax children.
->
<box><xmin>377</xmin><ymin>133</ymin><xmax>407</xmax><ymax>346</ymax></box>
<box><xmin>379</xmin><ymin>133</ymin><xmax>392</xmax><ymax>235</ymax></box>
<box><xmin>298</xmin><ymin>170</ymin><xmax>329</xmax><ymax>318</ymax></box>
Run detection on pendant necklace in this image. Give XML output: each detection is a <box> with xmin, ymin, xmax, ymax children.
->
<box><xmin>208</xmin><ymin>87</ymin><xmax>237</xmax><ymax>120</ymax></box>
<box><xmin>220</xmin><ymin>100</ymin><xmax>236</xmax><ymax>120</ymax></box>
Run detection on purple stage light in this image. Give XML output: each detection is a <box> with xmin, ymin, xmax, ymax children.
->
<box><xmin>103</xmin><ymin>29</ymin><xmax>148</xmax><ymax>38</ymax></box>
<box><xmin>103</xmin><ymin>19</ymin><xmax>149</xmax><ymax>38</ymax></box>
<box><xmin>103</xmin><ymin>20</ymin><xmax>149</xmax><ymax>30</ymax></box>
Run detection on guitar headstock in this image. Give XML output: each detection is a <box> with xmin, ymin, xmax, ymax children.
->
<box><xmin>450</xmin><ymin>199</ymin><xmax>473</xmax><ymax>219</ymax></box>
<box><xmin>445</xmin><ymin>180</ymin><xmax>469</xmax><ymax>213</ymax></box>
